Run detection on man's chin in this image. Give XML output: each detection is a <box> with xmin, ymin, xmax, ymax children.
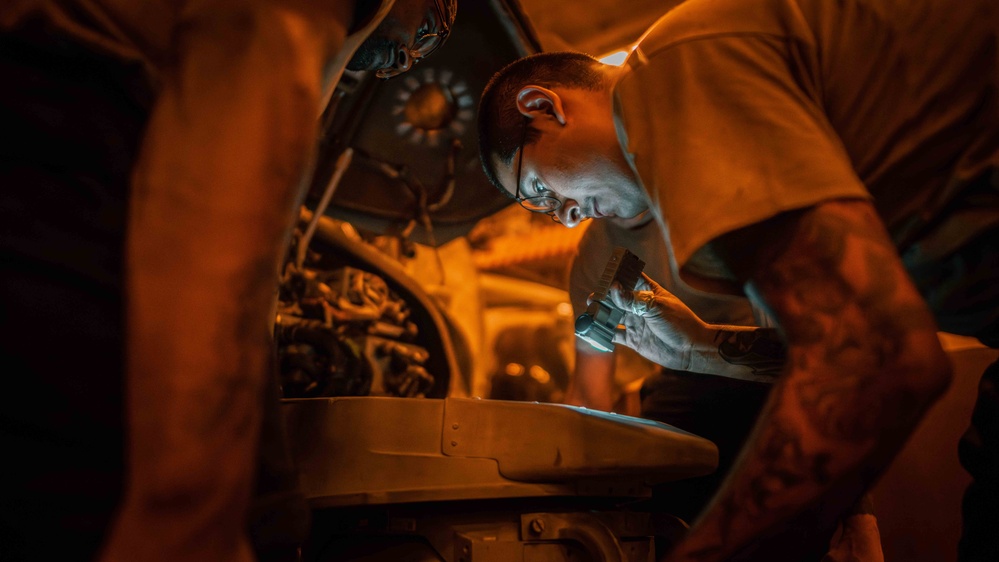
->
<box><xmin>346</xmin><ymin>53</ymin><xmax>384</xmax><ymax>72</ymax></box>
<box><xmin>609</xmin><ymin>210</ymin><xmax>653</xmax><ymax>229</ymax></box>
<box><xmin>345</xmin><ymin>59</ymin><xmax>370</xmax><ymax>72</ymax></box>
<box><xmin>347</xmin><ymin>37</ymin><xmax>394</xmax><ymax>71</ymax></box>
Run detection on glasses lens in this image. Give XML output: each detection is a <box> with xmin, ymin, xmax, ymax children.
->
<box><xmin>520</xmin><ymin>195</ymin><xmax>561</xmax><ymax>213</ymax></box>
<box><xmin>414</xmin><ymin>0</ymin><xmax>449</xmax><ymax>59</ymax></box>
<box><xmin>413</xmin><ymin>33</ymin><xmax>444</xmax><ymax>58</ymax></box>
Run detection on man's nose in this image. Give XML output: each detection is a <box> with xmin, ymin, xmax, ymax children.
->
<box><xmin>556</xmin><ymin>200</ymin><xmax>584</xmax><ymax>227</ymax></box>
<box><xmin>394</xmin><ymin>47</ymin><xmax>415</xmax><ymax>73</ymax></box>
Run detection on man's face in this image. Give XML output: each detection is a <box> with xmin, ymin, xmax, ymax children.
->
<box><xmin>491</xmin><ymin>125</ymin><xmax>649</xmax><ymax>228</ymax></box>
<box><xmin>347</xmin><ymin>0</ymin><xmax>450</xmax><ymax>77</ymax></box>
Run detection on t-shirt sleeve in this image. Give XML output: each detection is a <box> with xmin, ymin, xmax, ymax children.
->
<box><xmin>615</xmin><ymin>34</ymin><xmax>871</xmax><ymax>268</ymax></box>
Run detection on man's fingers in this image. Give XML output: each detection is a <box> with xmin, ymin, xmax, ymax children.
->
<box><xmin>600</xmin><ymin>280</ymin><xmax>662</xmax><ymax>316</ymax></box>
<box><xmin>608</xmin><ymin>284</ymin><xmax>657</xmax><ymax>317</ymax></box>
<box><xmin>607</xmin><ymin>282</ymin><xmax>633</xmax><ymax>311</ymax></box>
<box><xmin>631</xmin><ymin>291</ymin><xmax>658</xmax><ymax>316</ymax></box>
<box><xmin>614</xmin><ymin>314</ymin><xmax>642</xmax><ymax>346</ymax></box>
<box><xmin>635</xmin><ymin>273</ymin><xmax>654</xmax><ymax>292</ymax></box>
<box><xmin>640</xmin><ymin>272</ymin><xmax>676</xmax><ymax>297</ymax></box>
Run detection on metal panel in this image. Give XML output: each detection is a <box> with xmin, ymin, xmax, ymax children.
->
<box><xmin>441</xmin><ymin>398</ymin><xmax>718</xmax><ymax>482</ymax></box>
<box><xmin>284</xmin><ymin>397</ymin><xmax>717</xmax><ymax>508</ymax></box>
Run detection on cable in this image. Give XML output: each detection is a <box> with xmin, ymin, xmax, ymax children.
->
<box><xmin>297</xmin><ymin>147</ymin><xmax>354</xmax><ymax>269</ymax></box>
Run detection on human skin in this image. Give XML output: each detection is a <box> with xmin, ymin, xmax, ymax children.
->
<box><xmin>566</xmin><ymin>213</ymin><xmax>659</xmax><ymax>412</ymax></box>
<box><xmin>489</xmin><ymin>74</ymin><xmax>649</xmax><ymax>228</ymax></box>
<box><xmin>609</xmin><ymin>274</ymin><xmax>786</xmax><ymax>382</ymax></box>
<box><xmin>349</xmin><ymin>0</ymin><xmax>448</xmax><ymax>73</ymax></box>
<box><xmin>487</xmin><ymin>75</ymin><xmax>951</xmax><ymax>560</ymax></box>
<box><xmin>99</xmin><ymin>2</ymin><xmax>351</xmax><ymax>560</ymax></box>
<box><xmin>661</xmin><ymin>199</ymin><xmax>951</xmax><ymax>561</ymax></box>
<box><xmin>569</xmin><ymin>275</ymin><xmax>784</xmax><ymax>409</ymax></box>
<box><xmin>565</xmin><ymin>343</ymin><xmax>618</xmax><ymax>411</ymax></box>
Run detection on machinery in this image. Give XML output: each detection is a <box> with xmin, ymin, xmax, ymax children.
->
<box><xmin>287</xmin><ymin>397</ymin><xmax>717</xmax><ymax>562</ymax></box>
<box><xmin>277</xmin><ymin>215</ymin><xmax>456</xmax><ymax>400</ymax></box>
<box><xmin>275</xmin><ymin>2</ymin><xmax>724</xmax><ymax>560</ymax></box>
<box><xmin>274</xmin><ymin>0</ymin><xmax>536</xmax><ymax>401</ymax></box>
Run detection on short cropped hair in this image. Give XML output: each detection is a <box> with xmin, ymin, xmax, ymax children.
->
<box><xmin>477</xmin><ymin>52</ymin><xmax>606</xmax><ymax>196</ymax></box>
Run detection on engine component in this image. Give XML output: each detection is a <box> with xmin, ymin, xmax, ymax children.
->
<box><xmin>277</xmin><ymin>238</ymin><xmax>436</xmax><ymax>399</ymax></box>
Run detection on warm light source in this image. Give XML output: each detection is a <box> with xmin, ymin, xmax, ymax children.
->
<box><xmin>598</xmin><ymin>46</ymin><xmax>634</xmax><ymax>67</ymax></box>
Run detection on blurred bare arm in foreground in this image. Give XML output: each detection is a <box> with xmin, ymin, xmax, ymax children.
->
<box><xmin>100</xmin><ymin>2</ymin><xmax>350</xmax><ymax>561</ymax></box>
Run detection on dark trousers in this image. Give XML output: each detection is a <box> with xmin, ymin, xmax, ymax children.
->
<box><xmin>958</xmin><ymin>359</ymin><xmax>999</xmax><ymax>562</ymax></box>
<box><xmin>0</xmin><ymin>21</ymin><xmax>307</xmax><ymax>561</ymax></box>
<box><xmin>641</xmin><ymin>370</ymin><xmax>845</xmax><ymax>562</ymax></box>
<box><xmin>908</xmin><ymin>224</ymin><xmax>999</xmax><ymax>562</ymax></box>
<box><xmin>0</xmin><ymin>24</ymin><xmax>142</xmax><ymax>561</ymax></box>
<box><xmin>640</xmin><ymin>369</ymin><xmax>771</xmax><ymax>523</ymax></box>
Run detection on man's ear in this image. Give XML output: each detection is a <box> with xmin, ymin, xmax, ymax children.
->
<box><xmin>515</xmin><ymin>85</ymin><xmax>567</xmax><ymax>125</ymax></box>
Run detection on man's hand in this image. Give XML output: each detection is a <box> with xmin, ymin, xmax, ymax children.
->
<box><xmin>606</xmin><ymin>273</ymin><xmax>705</xmax><ymax>371</ymax></box>
<box><xmin>607</xmin><ymin>274</ymin><xmax>784</xmax><ymax>381</ymax></box>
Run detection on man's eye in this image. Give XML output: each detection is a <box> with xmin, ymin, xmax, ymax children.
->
<box><xmin>533</xmin><ymin>180</ymin><xmax>548</xmax><ymax>197</ymax></box>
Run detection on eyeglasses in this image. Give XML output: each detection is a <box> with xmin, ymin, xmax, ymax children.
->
<box><xmin>376</xmin><ymin>0</ymin><xmax>451</xmax><ymax>79</ymax></box>
<box><xmin>513</xmin><ymin>121</ymin><xmax>563</xmax><ymax>222</ymax></box>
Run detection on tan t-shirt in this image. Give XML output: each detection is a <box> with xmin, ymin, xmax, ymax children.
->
<box><xmin>613</xmin><ymin>0</ymin><xmax>999</xmax><ymax>271</ymax></box>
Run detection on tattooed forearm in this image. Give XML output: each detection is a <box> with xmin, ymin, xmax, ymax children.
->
<box><xmin>714</xmin><ymin>328</ymin><xmax>786</xmax><ymax>376</ymax></box>
<box><xmin>690</xmin><ymin>401</ymin><xmax>834</xmax><ymax>560</ymax></box>
<box><xmin>667</xmin><ymin>200</ymin><xmax>951</xmax><ymax>562</ymax></box>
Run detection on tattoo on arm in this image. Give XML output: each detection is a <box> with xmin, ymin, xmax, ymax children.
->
<box><xmin>714</xmin><ymin>328</ymin><xmax>786</xmax><ymax>377</ymax></box>
<box><xmin>690</xmin><ymin>393</ymin><xmax>834</xmax><ymax>560</ymax></box>
<box><xmin>679</xmin><ymin>200</ymin><xmax>944</xmax><ymax>560</ymax></box>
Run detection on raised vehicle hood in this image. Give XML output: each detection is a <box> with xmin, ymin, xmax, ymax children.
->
<box><xmin>311</xmin><ymin>0</ymin><xmax>541</xmax><ymax>246</ymax></box>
